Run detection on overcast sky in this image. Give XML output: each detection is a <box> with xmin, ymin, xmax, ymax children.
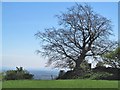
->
<box><xmin>2</xmin><ymin>2</ymin><xmax>118</xmax><ymax>70</ymax></box>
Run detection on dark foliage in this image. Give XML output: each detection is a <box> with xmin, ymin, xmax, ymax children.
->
<box><xmin>92</xmin><ymin>66</ymin><xmax>120</xmax><ymax>80</ymax></box>
<box><xmin>57</xmin><ymin>70</ymin><xmax>66</xmax><ymax>79</ymax></box>
<box><xmin>57</xmin><ymin>67</ymin><xmax>120</xmax><ymax>80</ymax></box>
<box><xmin>57</xmin><ymin>68</ymin><xmax>89</xmax><ymax>79</ymax></box>
<box><xmin>4</xmin><ymin>67</ymin><xmax>34</xmax><ymax>80</ymax></box>
<box><xmin>81</xmin><ymin>71</ymin><xmax>113</xmax><ymax>80</ymax></box>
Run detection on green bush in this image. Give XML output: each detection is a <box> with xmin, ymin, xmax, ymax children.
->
<box><xmin>76</xmin><ymin>71</ymin><xmax>113</xmax><ymax>80</ymax></box>
<box><xmin>4</xmin><ymin>70</ymin><xmax>17</xmax><ymax>80</ymax></box>
<box><xmin>4</xmin><ymin>67</ymin><xmax>34</xmax><ymax>80</ymax></box>
<box><xmin>90</xmin><ymin>72</ymin><xmax>112</xmax><ymax>80</ymax></box>
<box><xmin>23</xmin><ymin>73</ymin><xmax>34</xmax><ymax>79</ymax></box>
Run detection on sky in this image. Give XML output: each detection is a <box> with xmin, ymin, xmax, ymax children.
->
<box><xmin>2</xmin><ymin>2</ymin><xmax>118</xmax><ymax>70</ymax></box>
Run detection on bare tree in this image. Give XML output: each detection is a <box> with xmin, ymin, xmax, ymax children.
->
<box><xmin>35</xmin><ymin>3</ymin><xmax>115</xmax><ymax>70</ymax></box>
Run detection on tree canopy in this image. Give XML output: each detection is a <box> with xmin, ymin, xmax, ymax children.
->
<box><xmin>35</xmin><ymin>3</ymin><xmax>116</xmax><ymax>70</ymax></box>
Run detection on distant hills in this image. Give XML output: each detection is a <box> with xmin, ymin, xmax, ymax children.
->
<box><xmin>30</xmin><ymin>70</ymin><xmax>59</xmax><ymax>80</ymax></box>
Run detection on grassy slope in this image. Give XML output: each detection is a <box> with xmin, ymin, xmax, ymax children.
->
<box><xmin>2</xmin><ymin>80</ymin><xmax>118</xmax><ymax>88</ymax></box>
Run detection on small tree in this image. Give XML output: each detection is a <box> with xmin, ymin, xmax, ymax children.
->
<box><xmin>102</xmin><ymin>46</ymin><xmax>120</xmax><ymax>68</ymax></box>
<box><xmin>35</xmin><ymin>3</ymin><xmax>115</xmax><ymax>70</ymax></box>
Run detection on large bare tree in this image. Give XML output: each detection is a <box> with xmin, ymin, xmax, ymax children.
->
<box><xmin>35</xmin><ymin>3</ymin><xmax>115</xmax><ymax>70</ymax></box>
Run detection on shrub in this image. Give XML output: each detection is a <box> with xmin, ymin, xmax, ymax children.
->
<box><xmin>89</xmin><ymin>72</ymin><xmax>113</xmax><ymax>80</ymax></box>
<box><xmin>4</xmin><ymin>70</ymin><xmax>17</xmax><ymax>80</ymax></box>
<box><xmin>79</xmin><ymin>72</ymin><xmax>113</xmax><ymax>80</ymax></box>
<box><xmin>4</xmin><ymin>67</ymin><xmax>34</xmax><ymax>80</ymax></box>
<box><xmin>23</xmin><ymin>73</ymin><xmax>34</xmax><ymax>79</ymax></box>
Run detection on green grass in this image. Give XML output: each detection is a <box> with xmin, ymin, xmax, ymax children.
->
<box><xmin>2</xmin><ymin>80</ymin><xmax>118</xmax><ymax>88</ymax></box>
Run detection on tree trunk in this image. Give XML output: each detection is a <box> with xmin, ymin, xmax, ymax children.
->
<box><xmin>75</xmin><ymin>56</ymin><xmax>85</xmax><ymax>70</ymax></box>
<box><xmin>75</xmin><ymin>60</ymin><xmax>81</xmax><ymax>69</ymax></box>
<box><xmin>75</xmin><ymin>48</ymin><xmax>86</xmax><ymax>70</ymax></box>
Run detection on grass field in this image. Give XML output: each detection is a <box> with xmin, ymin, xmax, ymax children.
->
<box><xmin>2</xmin><ymin>80</ymin><xmax>118</xmax><ymax>88</ymax></box>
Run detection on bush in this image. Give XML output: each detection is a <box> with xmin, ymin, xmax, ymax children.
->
<box><xmin>79</xmin><ymin>72</ymin><xmax>113</xmax><ymax>80</ymax></box>
<box><xmin>23</xmin><ymin>73</ymin><xmax>34</xmax><ymax>79</ymax></box>
<box><xmin>89</xmin><ymin>72</ymin><xmax>113</xmax><ymax>80</ymax></box>
<box><xmin>4</xmin><ymin>70</ymin><xmax>17</xmax><ymax>80</ymax></box>
<box><xmin>4</xmin><ymin>67</ymin><xmax>34</xmax><ymax>80</ymax></box>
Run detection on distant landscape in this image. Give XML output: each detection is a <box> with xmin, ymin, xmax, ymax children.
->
<box><xmin>29</xmin><ymin>70</ymin><xmax>59</xmax><ymax>80</ymax></box>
